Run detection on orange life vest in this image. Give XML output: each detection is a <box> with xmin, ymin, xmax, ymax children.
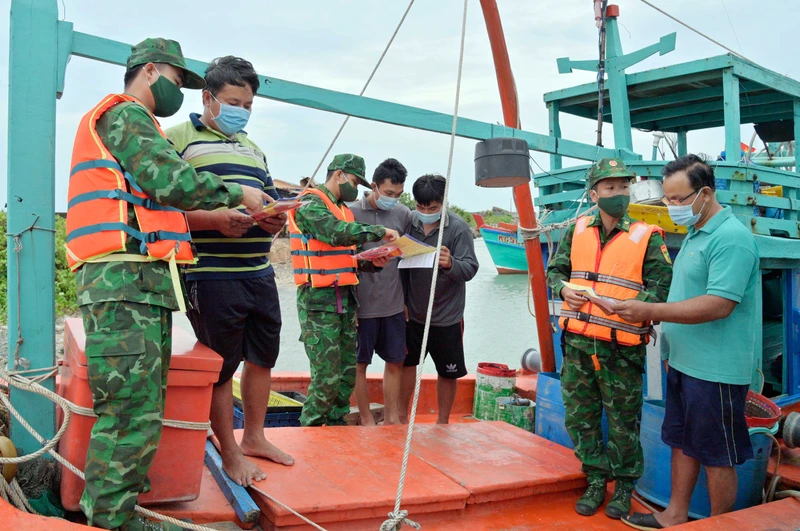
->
<box><xmin>558</xmin><ymin>216</ymin><xmax>663</xmax><ymax>346</ymax></box>
<box><xmin>65</xmin><ymin>93</ymin><xmax>194</xmax><ymax>272</ymax></box>
<box><xmin>287</xmin><ymin>188</ymin><xmax>359</xmax><ymax>288</ymax></box>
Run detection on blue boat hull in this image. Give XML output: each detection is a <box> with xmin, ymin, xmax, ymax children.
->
<box><xmin>479</xmin><ymin>226</ymin><xmax>527</xmax><ymax>274</ymax></box>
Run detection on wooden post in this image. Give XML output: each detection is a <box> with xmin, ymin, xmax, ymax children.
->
<box><xmin>677</xmin><ymin>129</ymin><xmax>687</xmax><ymax>157</ymax></box>
<box><xmin>7</xmin><ymin>0</ymin><xmax>58</xmax><ymax>451</ymax></box>
<box><xmin>604</xmin><ymin>16</ymin><xmax>634</xmax><ymax>151</ymax></box>
<box><xmin>480</xmin><ymin>0</ymin><xmax>556</xmax><ymax>373</ymax></box>
<box><xmin>544</xmin><ymin>102</ymin><xmax>563</xmax><ymax>198</ymax></box>
<box><xmin>722</xmin><ymin>68</ymin><xmax>750</xmax><ymax>218</ymax></box>
<box><xmin>548</xmin><ymin>102</ymin><xmax>563</xmax><ymax>172</ymax></box>
<box><xmin>723</xmin><ymin>69</ymin><xmax>742</xmax><ymax>163</ymax></box>
<box><xmin>794</xmin><ymin>99</ymin><xmax>800</xmax><ymax>173</ymax></box>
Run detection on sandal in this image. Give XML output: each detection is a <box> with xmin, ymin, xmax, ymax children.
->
<box><xmin>621</xmin><ymin>512</ymin><xmax>665</xmax><ymax>530</ymax></box>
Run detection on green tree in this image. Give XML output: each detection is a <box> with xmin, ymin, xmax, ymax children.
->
<box><xmin>449</xmin><ymin>205</ymin><xmax>477</xmax><ymax>228</ymax></box>
<box><xmin>400</xmin><ymin>192</ymin><xmax>476</xmax><ymax>228</ymax></box>
<box><xmin>399</xmin><ymin>192</ymin><xmax>414</xmax><ymax>210</ymax></box>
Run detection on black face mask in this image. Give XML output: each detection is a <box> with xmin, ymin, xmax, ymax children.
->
<box><xmin>149</xmin><ymin>68</ymin><xmax>184</xmax><ymax>117</ymax></box>
<box><xmin>339</xmin><ymin>178</ymin><xmax>359</xmax><ymax>202</ymax></box>
<box><xmin>597</xmin><ymin>194</ymin><xmax>630</xmax><ymax>218</ymax></box>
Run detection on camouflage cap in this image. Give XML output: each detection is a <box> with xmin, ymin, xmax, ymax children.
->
<box><xmin>587</xmin><ymin>158</ymin><xmax>635</xmax><ymax>189</ymax></box>
<box><xmin>327</xmin><ymin>154</ymin><xmax>369</xmax><ymax>187</ymax></box>
<box><xmin>127</xmin><ymin>38</ymin><xmax>205</xmax><ymax>90</ymax></box>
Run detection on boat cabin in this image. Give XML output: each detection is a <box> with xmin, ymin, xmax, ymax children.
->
<box><xmin>534</xmin><ymin>21</ymin><xmax>800</xmax><ymax>406</ymax></box>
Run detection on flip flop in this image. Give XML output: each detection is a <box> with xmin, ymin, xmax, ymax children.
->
<box><xmin>621</xmin><ymin>512</ymin><xmax>665</xmax><ymax>531</ymax></box>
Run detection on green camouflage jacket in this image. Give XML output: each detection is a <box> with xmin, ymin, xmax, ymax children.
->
<box><xmin>546</xmin><ymin>213</ymin><xmax>673</xmax><ymax>357</ymax></box>
<box><xmin>293</xmin><ymin>185</ymin><xmax>386</xmax><ymax>313</ymax></box>
<box><xmin>75</xmin><ymin>99</ymin><xmax>244</xmax><ymax>310</ymax></box>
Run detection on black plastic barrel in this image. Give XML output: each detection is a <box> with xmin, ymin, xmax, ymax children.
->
<box><xmin>474</xmin><ymin>137</ymin><xmax>531</xmax><ymax>188</ymax></box>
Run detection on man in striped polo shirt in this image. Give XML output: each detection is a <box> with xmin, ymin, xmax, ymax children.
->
<box><xmin>167</xmin><ymin>56</ymin><xmax>293</xmax><ymax>487</ymax></box>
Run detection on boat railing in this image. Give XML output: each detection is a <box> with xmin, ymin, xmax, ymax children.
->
<box><xmin>533</xmin><ymin>159</ymin><xmax>800</xmax><ymax>240</ymax></box>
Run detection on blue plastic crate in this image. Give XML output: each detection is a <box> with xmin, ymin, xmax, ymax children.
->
<box><xmin>233</xmin><ymin>406</ymin><xmax>302</xmax><ymax>429</ymax></box>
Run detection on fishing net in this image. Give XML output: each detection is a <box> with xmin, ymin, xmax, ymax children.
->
<box><xmin>16</xmin><ymin>455</ymin><xmax>61</xmax><ymax>499</ymax></box>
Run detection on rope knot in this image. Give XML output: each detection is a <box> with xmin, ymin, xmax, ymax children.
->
<box><xmin>380</xmin><ymin>510</ymin><xmax>421</xmax><ymax>531</ymax></box>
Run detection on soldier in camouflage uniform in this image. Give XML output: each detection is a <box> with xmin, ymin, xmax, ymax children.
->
<box><xmin>291</xmin><ymin>155</ymin><xmax>399</xmax><ymax>426</ymax></box>
<box><xmin>546</xmin><ymin>158</ymin><xmax>673</xmax><ymax>519</ymax></box>
<box><xmin>70</xmin><ymin>39</ymin><xmax>267</xmax><ymax>531</ymax></box>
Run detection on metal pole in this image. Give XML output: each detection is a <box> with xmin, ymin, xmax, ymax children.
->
<box><xmin>7</xmin><ymin>0</ymin><xmax>58</xmax><ymax>451</ymax></box>
<box><xmin>596</xmin><ymin>0</ymin><xmax>609</xmax><ymax>147</ymax></box>
<box><xmin>479</xmin><ymin>0</ymin><xmax>556</xmax><ymax>373</ymax></box>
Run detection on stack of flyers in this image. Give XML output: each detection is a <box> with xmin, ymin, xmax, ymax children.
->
<box><xmin>251</xmin><ymin>199</ymin><xmax>310</xmax><ymax>221</ymax></box>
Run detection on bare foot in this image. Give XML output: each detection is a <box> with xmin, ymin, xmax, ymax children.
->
<box><xmin>221</xmin><ymin>447</ymin><xmax>267</xmax><ymax>487</ymax></box>
<box><xmin>240</xmin><ymin>436</ymin><xmax>295</xmax><ymax>466</ymax></box>
<box><xmin>361</xmin><ymin>417</ymin><xmax>376</xmax><ymax>427</ymax></box>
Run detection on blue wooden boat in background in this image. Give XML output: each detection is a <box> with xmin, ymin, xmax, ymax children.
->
<box><xmin>473</xmin><ymin>214</ymin><xmax>526</xmax><ymax>274</ymax></box>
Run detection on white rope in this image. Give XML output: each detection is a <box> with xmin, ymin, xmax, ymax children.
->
<box><xmin>0</xmin><ymin>368</ymin><xmax>328</xmax><ymax>531</ymax></box>
<box><xmin>517</xmin><ymin>205</ymin><xmax>598</xmax><ymax>243</ymax></box>
<box><xmin>0</xmin><ymin>369</ymin><xmax>228</xmax><ymax>531</ymax></box>
<box><xmin>0</xmin><ymin>366</ymin><xmax>209</xmax><ymax>439</ymax></box>
<box><xmin>0</xmin><ymin>475</ymin><xmax>35</xmax><ymax>514</ymax></box>
<box><xmin>520</xmin><ymin>201</ymin><xmax>597</xmax><ymax>326</ymax></box>
<box><xmin>637</xmin><ymin>0</ymin><xmax>753</xmax><ymax>62</ymax></box>
<box><xmin>381</xmin><ymin>1</ymin><xmax>469</xmax><ymax>530</ymax></box>
<box><xmin>308</xmin><ymin>0</ymin><xmax>416</xmax><ymax>184</ymax></box>
<box><xmin>69</xmin><ymin>402</ymin><xmax>210</xmax><ymax>431</ymax></box>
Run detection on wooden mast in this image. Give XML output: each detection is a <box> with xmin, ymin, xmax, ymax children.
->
<box><xmin>479</xmin><ymin>0</ymin><xmax>556</xmax><ymax>373</ymax></box>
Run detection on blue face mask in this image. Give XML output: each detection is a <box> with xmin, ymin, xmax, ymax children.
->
<box><xmin>416</xmin><ymin>210</ymin><xmax>441</xmax><ymax>224</ymax></box>
<box><xmin>211</xmin><ymin>93</ymin><xmax>251</xmax><ymax>135</ymax></box>
<box><xmin>667</xmin><ymin>190</ymin><xmax>706</xmax><ymax>226</ymax></box>
<box><xmin>374</xmin><ymin>189</ymin><xmax>400</xmax><ymax>211</ymax></box>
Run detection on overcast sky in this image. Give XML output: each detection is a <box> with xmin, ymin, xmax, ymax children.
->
<box><xmin>1</xmin><ymin>0</ymin><xmax>799</xmax><ymax>213</ymax></box>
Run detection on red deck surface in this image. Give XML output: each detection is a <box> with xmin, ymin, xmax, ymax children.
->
<box><xmin>377</xmin><ymin>422</ymin><xmax>585</xmax><ymax>504</ymax></box>
<box><xmin>4</xmin><ymin>420</ymin><xmax>800</xmax><ymax>530</ymax></box>
<box><xmin>237</xmin><ymin>426</ymin><xmax>470</xmax><ymax>528</ymax></box>
<box><xmin>671</xmin><ymin>498</ymin><xmax>800</xmax><ymax>530</ymax></box>
<box><xmin>240</xmin><ymin>422</ymin><xmax>590</xmax><ymax>530</ymax></box>
<box><xmin>7</xmin><ymin>369</ymin><xmax>800</xmax><ymax>530</ymax></box>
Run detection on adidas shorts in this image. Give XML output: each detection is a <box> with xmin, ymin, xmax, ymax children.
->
<box><xmin>404</xmin><ymin>320</ymin><xmax>467</xmax><ymax>379</ymax></box>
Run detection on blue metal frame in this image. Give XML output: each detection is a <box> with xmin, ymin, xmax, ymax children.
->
<box><xmin>6</xmin><ymin>0</ymin><xmax>59</xmax><ymax>451</ymax></box>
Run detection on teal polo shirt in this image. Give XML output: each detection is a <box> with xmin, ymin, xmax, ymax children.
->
<box><xmin>661</xmin><ymin>206</ymin><xmax>760</xmax><ymax>385</ymax></box>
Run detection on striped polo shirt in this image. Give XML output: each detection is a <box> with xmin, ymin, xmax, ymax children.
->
<box><xmin>166</xmin><ymin>114</ymin><xmax>280</xmax><ymax>281</ymax></box>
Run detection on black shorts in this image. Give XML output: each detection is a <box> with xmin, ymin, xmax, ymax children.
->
<box><xmin>662</xmin><ymin>368</ymin><xmax>754</xmax><ymax>467</ymax></box>
<box><xmin>404</xmin><ymin>320</ymin><xmax>467</xmax><ymax>379</ymax></box>
<box><xmin>187</xmin><ymin>275</ymin><xmax>282</xmax><ymax>386</ymax></box>
<box><xmin>357</xmin><ymin>313</ymin><xmax>407</xmax><ymax>365</ymax></box>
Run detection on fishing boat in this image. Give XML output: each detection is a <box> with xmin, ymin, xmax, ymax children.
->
<box><xmin>472</xmin><ymin>214</ymin><xmax>527</xmax><ymax>274</ymax></box>
<box><xmin>2</xmin><ymin>1</ymin><xmax>800</xmax><ymax>530</ymax></box>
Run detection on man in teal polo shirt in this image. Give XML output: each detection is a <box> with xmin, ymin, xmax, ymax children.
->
<box><xmin>615</xmin><ymin>155</ymin><xmax>760</xmax><ymax>530</ymax></box>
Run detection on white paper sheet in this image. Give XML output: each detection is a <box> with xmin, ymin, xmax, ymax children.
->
<box><xmin>398</xmin><ymin>252</ymin><xmax>436</xmax><ymax>269</ymax></box>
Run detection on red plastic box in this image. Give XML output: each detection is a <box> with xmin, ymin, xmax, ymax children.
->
<box><xmin>57</xmin><ymin>318</ymin><xmax>222</xmax><ymax>510</ymax></box>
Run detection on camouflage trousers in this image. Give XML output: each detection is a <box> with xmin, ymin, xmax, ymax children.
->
<box><xmin>561</xmin><ymin>340</ymin><xmax>644</xmax><ymax>481</ymax></box>
<box><xmin>297</xmin><ymin>307</ymin><xmax>357</xmax><ymax>426</ymax></box>
<box><xmin>79</xmin><ymin>301</ymin><xmax>172</xmax><ymax>530</ymax></box>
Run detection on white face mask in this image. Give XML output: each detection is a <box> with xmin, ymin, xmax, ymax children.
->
<box><xmin>373</xmin><ymin>189</ymin><xmax>400</xmax><ymax>210</ymax></box>
<box><xmin>667</xmin><ymin>190</ymin><xmax>705</xmax><ymax>226</ymax></box>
